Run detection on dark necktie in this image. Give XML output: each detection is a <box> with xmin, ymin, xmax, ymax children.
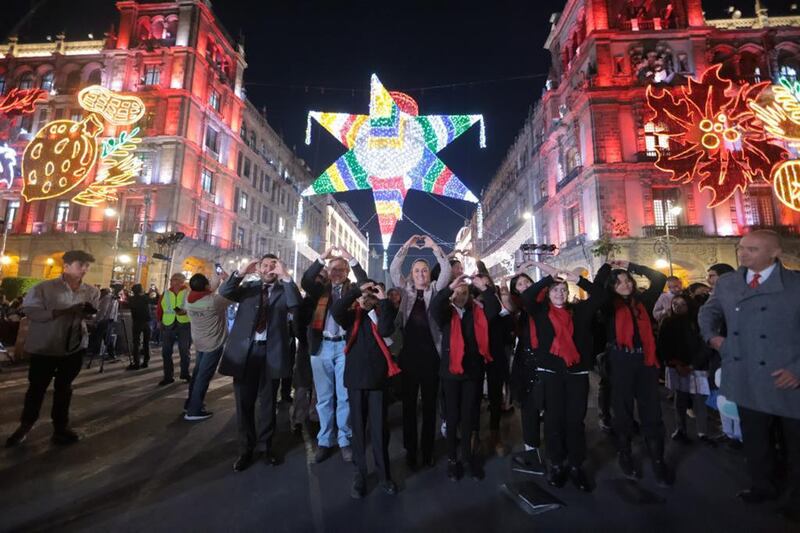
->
<box><xmin>256</xmin><ymin>284</ymin><xmax>270</xmax><ymax>333</ymax></box>
<box><xmin>749</xmin><ymin>273</ymin><xmax>761</xmax><ymax>289</ymax></box>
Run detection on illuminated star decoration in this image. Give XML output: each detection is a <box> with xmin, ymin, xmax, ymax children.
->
<box><xmin>302</xmin><ymin>74</ymin><xmax>485</xmax><ymax>248</ymax></box>
<box><xmin>646</xmin><ymin>65</ymin><xmax>787</xmax><ymax>207</ymax></box>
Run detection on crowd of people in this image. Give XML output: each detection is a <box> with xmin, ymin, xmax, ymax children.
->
<box><xmin>2</xmin><ymin>228</ymin><xmax>798</xmax><ymax>521</ymax></box>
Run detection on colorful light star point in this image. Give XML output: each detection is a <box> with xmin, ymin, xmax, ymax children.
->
<box><xmin>303</xmin><ymin>74</ymin><xmax>485</xmax><ymax>248</ymax></box>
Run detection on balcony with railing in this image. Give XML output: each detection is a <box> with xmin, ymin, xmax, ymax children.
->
<box><xmin>743</xmin><ymin>225</ymin><xmax>798</xmax><ymax>237</ymax></box>
<box><xmin>642</xmin><ymin>225</ymin><xmax>707</xmax><ymax>238</ymax></box>
<box><xmin>556</xmin><ymin>166</ymin><xmax>583</xmax><ymax>192</ymax></box>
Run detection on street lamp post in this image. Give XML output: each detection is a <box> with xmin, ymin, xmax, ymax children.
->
<box><xmin>105</xmin><ymin>207</ymin><xmax>121</xmax><ymax>284</ymax></box>
<box><xmin>658</xmin><ymin>205</ymin><xmax>683</xmax><ymax>277</ymax></box>
<box><xmin>293</xmin><ymin>230</ymin><xmax>307</xmax><ymax>278</ymax></box>
<box><xmin>135</xmin><ymin>191</ymin><xmax>151</xmax><ymax>285</ymax></box>
<box><xmin>522</xmin><ymin>211</ymin><xmax>541</xmax><ymax>280</ymax></box>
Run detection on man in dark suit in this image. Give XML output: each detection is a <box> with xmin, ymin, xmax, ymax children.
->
<box><xmin>219</xmin><ymin>254</ymin><xmax>301</xmax><ymax>472</ymax></box>
<box><xmin>301</xmin><ymin>247</ymin><xmax>368</xmax><ymax>463</ymax></box>
<box><xmin>699</xmin><ymin>230</ymin><xmax>800</xmax><ymax>522</ymax></box>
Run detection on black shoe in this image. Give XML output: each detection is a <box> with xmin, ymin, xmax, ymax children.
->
<box><xmin>125</xmin><ymin>363</ymin><xmax>140</xmax><ymax>371</ymax></box>
<box><xmin>737</xmin><ymin>488</ymin><xmax>778</xmax><ymax>504</ymax></box>
<box><xmin>341</xmin><ymin>446</ymin><xmax>353</xmax><ymax>463</ymax></box>
<box><xmin>141</xmin><ymin>362</ymin><xmax>149</xmax><ymax>369</ymax></box>
<box><xmin>618</xmin><ymin>451</ymin><xmax>640</xmax><ymax>479</ymax></box>
<box><xmin>314</xmin><ymin>446</ymin><xmax>333</xmax><ymax>464</ymax></box>
<box><xmin>262</xmin><ymin>450</ymin><xmax>281</xmax><ymax>466</ymax></box>
<box><xmin>466</xmin><ymin>458</ymin><xmax>484</xmax><ymax>480</ymax></box>
<box><xmin>351</xmin><ymin>473</ymin><xmax>367</xmax><ymax>499</ymax></box>
<box><xmin>184</xmin><ymin>410</ymin><xmax>213</xmax><ymax>421</ymax></box>
<box><xmin>547</xmin><ymin>464</ymin><xmax>568</xmax><ymax>488</ymax></box>
<box><xmin>405</xmin><ymin>452</ymin><xmax>418</xmax><ymax>470</ymax></box>
<box><xmin>180</xmin><ymin>375</ymin><xmax>190</xmax><ymax>383</ymax></box>
<box><xmin>568</xmin><ymin>466</ymin><xmax>593</xmax><ymax>492</ymax></box>
<box><xmin>446</xmin><ymin>460</ymin><xmax>462</xmax><ymax>482</ymax></box>
<box><xmin>158</xmin><ymin>378</ymin><xmax>175</xmax><ymax>386</ymax></box>
<box><xmin>671</xmin><ymin>429</ymin><xmax>691</xmax><ymax>444</ymax></box>
<box><xmin>51</xmin><ymin>428</ymin><xmax>80</xmax><ymax>445</ymax></box>
<box><xmin>726</xmin><ymin>439</ymin><xmax>744</xmax><ymax>452</ymax></box>
<box><xmin>599</xmin><ymin>418</ymin><xmax>613</xmax><ymax>433</ymax></box>
<box><xmin>652</xmin><ymin>460</ymin><xmax>674</xmax><ymax>487</ymax></box>
<box><xmin>697</xmin><ymin>434</ymin><xmax>718</xmax><ymax>447</ymax></box>
<box><xmin>233</xmin><ymin>452</ymin><xmax>254</xmax><ymax>472</ymax></box>
<box><xmin>421</xmin><ymin>455</ymin><xmax>435</xmax><ymax>469</ymax></box>
<box><xmin>382</xmin><ymin>480</ymin><xmax>398</xmax><ymax>495</ymax></box>
<box><xmin>5</xmin><ymin>425</ymin><xmax>32</xmax><ymax>448</ymax></box>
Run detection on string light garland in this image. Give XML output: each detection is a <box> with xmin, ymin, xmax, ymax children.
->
<box><xmin>0</xmin><ymin>88</ymin><xmax>48</xmax><ymax>115</ymax></box>
<box><xmin>645</xmin><ymin>65</ymin><xmax>787</xmax><ymax>207</ymax></box>
<box><xmin>772</xmin><ymin>160</ymin><xmax>800</xmax><ymax>212</ymax></box>
<box><xmin>749</xmin><ymin>76</ymin><xmax>800</xmax><ymax>144</ymax></box>
<box><xmin>302</xmin><ymin>74</ymin><xmax>485</xmax><ymax>249</ymax></box>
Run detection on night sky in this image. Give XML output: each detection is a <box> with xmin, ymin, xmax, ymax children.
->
<box><xmin>1</xmin><ymin>0</ymin><xmax>754</xmax><ymax>257</ymax></box>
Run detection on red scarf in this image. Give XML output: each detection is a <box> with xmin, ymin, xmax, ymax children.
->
<box><xmin>344</xmin><ymin>305</ymin><xmax>401</xmax><ymax>377</ymax></box>
<box><xmin>547</xmin><ymin>305</ymin><xmax>580</xmax><ymax>367</ymax></box>
<box><xmin>613</xmin><ymin>298</ymin><xmax>659</xmax><ymax>368</ymax></box>
<box><xmin>449</xmin><ymin>301</ymin><xmax>492</xmax><ymax>375</ymax></box>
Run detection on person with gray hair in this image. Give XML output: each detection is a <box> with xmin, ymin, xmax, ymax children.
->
<box><xmin>699</xmin><ymin>230</ymin><xmax>800</xmax><ymax>521</ymax></box>
<box><xmin>390</xmin><ymin>234</ymin><xmax>451</xmax><ymax>469</ymax></box>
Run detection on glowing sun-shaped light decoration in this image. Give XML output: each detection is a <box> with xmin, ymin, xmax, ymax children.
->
<box><xmin>646</xmin><ymin>65</ymin><xmax>787</xmax><ymax>207</ymax></box>
<box><xmin>302</xmin><ymin>74</ymin><xmax>485</xmax><ymax>248</ymax></box>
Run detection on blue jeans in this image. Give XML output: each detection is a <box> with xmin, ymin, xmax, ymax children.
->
<box><xmin>185</xmin><ymin>345</ymin><xmax>224</xmax><ymax>415</ymax></box>
<box><xmin>310</xmin><ymin>340</ymin><xmax>351</xmax><ymax>447</ymax></box>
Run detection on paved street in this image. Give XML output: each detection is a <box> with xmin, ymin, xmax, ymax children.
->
<box><xmin>0</xmin><ymin>350</ymin><xmax>794</xmax><ymax>533</ymax></box>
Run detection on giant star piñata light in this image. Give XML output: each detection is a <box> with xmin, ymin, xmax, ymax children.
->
<box><xmin>302</xmin><ymin>74</ymin><xmax>485</xmax><ymax>248</ymax></box>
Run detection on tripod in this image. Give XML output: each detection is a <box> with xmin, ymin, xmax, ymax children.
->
<box><xmin>86</xmin><ymin>298</ymin><xmax>130</xmax><ymax>373</ymax></box>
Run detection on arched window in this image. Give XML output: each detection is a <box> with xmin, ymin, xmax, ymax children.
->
<box><xmin>39</xmin><ymin>71</ymin><xmax>54</xmax><ymax>91</ymax></box>
<box><xmin>779</xmin><ymin>64</ymin><xmax>798</xmax><ymax>82</ymax></box>
<box><xmin>87</xmin><ymin>68</ymin><xmax>102</xmax><ymax>86</ymax></box>
<box><xmin>0</xmin><ymin>75</ymin><xmax>6</xmax><ymax>95</ymax></box>
<box><xmin>63</xmin><ymin>70</ymin><xmax>81</xmax><ymax>93</ymax></box>
<box><xmin>18</xmin><ymin>72</ymin><xmax>34</xmax><ymax>89</ymax></box>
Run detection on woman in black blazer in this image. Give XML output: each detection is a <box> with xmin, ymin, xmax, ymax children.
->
<box><xmin>332</xmin><ymin>281</ymin><xmax>400</xmax><ymax>498</ymax></box>
<box><xmin>520</xmin><ymin>262</ymin><xmax>606</xmax><ymax>491</ymax></box>
<box><xmin>431</xmin><ymin>274</ymin><xmax>500</xmax><ymax>481</ymax></box>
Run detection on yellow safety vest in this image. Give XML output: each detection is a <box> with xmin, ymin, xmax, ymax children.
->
<box><xmin>161</xmin><ymin>289</ymin><xmax>190</xmax><ymax>326</ymax></box>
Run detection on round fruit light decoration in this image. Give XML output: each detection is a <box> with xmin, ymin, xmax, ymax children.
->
<box><xmin>21</xmin><ymin>86</ymin><xmax>144</xmax><ymax>204</ymax></box>
<box><xmin>646</xmin><ymin>65</ymin><xmax>788</xmax><ymax>207</ymax></box>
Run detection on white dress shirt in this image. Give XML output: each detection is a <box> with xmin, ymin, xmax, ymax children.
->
<box><xmin>746</xmin><ymin>261</ymin><xmax>778</xmax><ymax>286</ymax></box>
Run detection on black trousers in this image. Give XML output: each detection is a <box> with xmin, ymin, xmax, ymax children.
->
<box><xmin>349</xmin><ymin>388</ymin><xmax>391</xmax><ymax>481</ymax></box>
<box><xmin>541</xmin><ymin>371</ymin><xmax>589</xmax><ymax>466</ymax></box>
<box><xmin>131</xmin><ymin>320</ymin><xmax>151</xmax><ymax>366</ymax></box>
<box><xmin>608</xmin><ymin>349</ymin><xmax>664</xmax><ymax>442</ymax></box>
<box><xmin>485</xmin><ymin>360</ymin><xmax>506</xmax><ymax>431</ymax></box>
<box><xmin>596</xmin><ymin>352</ymin><xmax>612</xmax><ymax>422</ymax></box>
<box><xmin>442</xmin><ymin>378</ymin><xmax>481</xmax><ymax>462</ymax></box>
<box><xmin>402</xmin><ymin>374</ymin><xmax>439</xmax><ymax>461</ymax></box>
<box><xmin>520</xmin><ymin>386</ymin><xmax>542</xmax><ymax>448</ymax></box>
<box><xmin>233</xmin><ymin>350</ymin><xmax>279</xmax><ymax>454</ymax></box>
<box><xmin>21</xmin><ymin>351</ymin><xmax>84</xmax><ymax>430</ymax></box>
<box><xmin>739</xmin><ymin>406</ymin><xmax>800</xmax><ymax>501</ymax></box>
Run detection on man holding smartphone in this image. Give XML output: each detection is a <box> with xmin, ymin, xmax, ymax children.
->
<box><xmin>5</xmin><ymin>250</ymin><xmax>100</xmax><ymax>447</ymax></box>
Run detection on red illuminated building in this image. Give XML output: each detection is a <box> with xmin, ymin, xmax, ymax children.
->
<box><xmin>478</xmin><ymin>0</ymin><xmax>800</xmax><ymax>281</ymax></box>
<box><xmin>0</xmin><ymin>0</ymin><xmax>330</xmax><ymax>285</ymax></box>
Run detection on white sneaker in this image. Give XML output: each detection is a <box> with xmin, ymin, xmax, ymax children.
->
<box><xmin>184</xmin><ymin>411</ymin><xmax>213</xmax><ymax>421</ymax></box>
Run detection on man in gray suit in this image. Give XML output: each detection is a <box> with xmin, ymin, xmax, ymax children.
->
<box><xmin>219</xmin><ymin>254</ymin><xmax>301</xmax><ymax>472</ymax></box>
<box><xmin>699</xmin><ymin>230</ymin><xmax>800</xmax><ymax>521</ymax></box>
